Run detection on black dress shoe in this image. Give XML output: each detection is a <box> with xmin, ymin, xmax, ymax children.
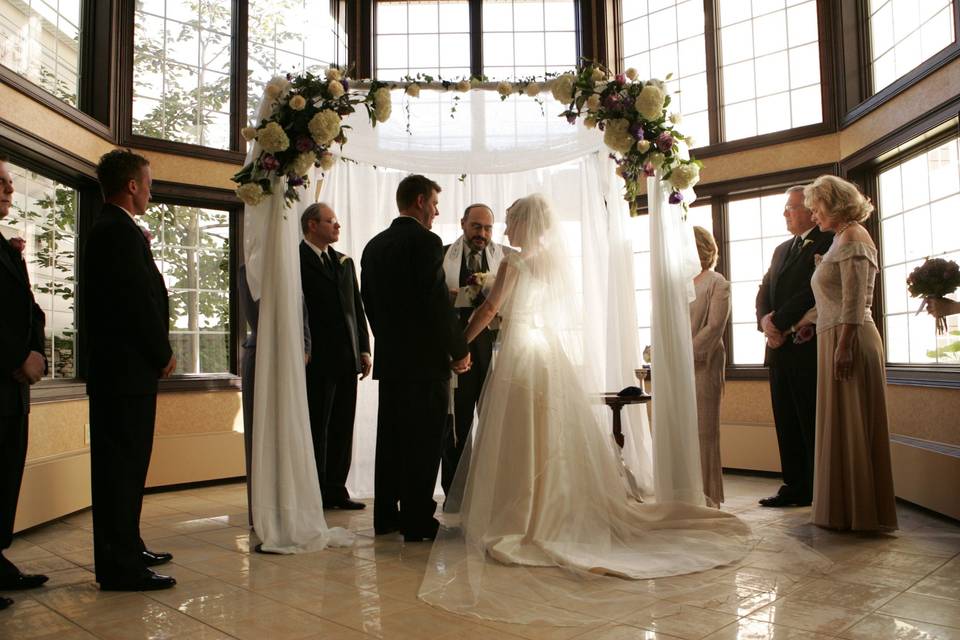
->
<box><xmin>759</xmin><ymin>494</ymin><xmax>810</xmax><ymax>508</ymax></box>
<box><xmin>99</xmin><ymin>572</ymin><xmax>176</xmax><ymax>592</ymax></box>
<box><xmin>326</xmin><ymin>499</ymin><xmax>366</xmax><ymax>510</ymax></box>
<box><xmin>142</xmin><ymin>550</ymin><xmax>173</xmax><ymax>567</ymax></box>
<box><xmin>0</xmin><ymin>596</ymin><xmax>12</xmax><ymax>610</ymax></box>
<box><xmin>0</xmin><ymin>573</ymin><xmax>48</xmax><ymax>590</ymax></box>
<box><xmin>402</xmin><ymin>519</ymin><xmax>440</xmax><ymax>542</ymax></box>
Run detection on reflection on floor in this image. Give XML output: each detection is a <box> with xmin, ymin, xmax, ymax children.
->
<box><xmin>2</xmin><ymin>474</ymin><xmax>959</xmax><ymax>639</ymax></box>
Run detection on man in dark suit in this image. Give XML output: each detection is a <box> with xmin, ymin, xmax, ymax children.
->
<box><xmin>0</xmin><ymin>154</ymin><xmax>49</xmax><ymax>609</ymax></box>
<box><xmin>300</xmin><ymin>202</ymin><xmax>370</xmax><ymax>510</ymax></box>
<box><xmin>83</xmin><ymin>150</ymin><xmax>176</xmax><ymax>591</ymax></box>
<box><xmin>440</xmin><ymin>204</ymin><xmax>513</xmax><ymax>494</ymax></box>
<box><xmin>756</xmin><ymin>185</ymin><xmax>833</xmax><ymax>508</ymax></box>
<box><xmin>361</xmin><ymin>175</ymin><xmax>471</xmax><ymax>541</ymax></box>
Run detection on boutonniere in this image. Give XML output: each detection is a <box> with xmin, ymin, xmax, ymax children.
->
<box><xmin>338</xmin><ymin>254</ymin><xmax>349</xmax><ymax>265</ymax></box>
<box><xmin>802</xmin><ymin>238</ymin><xmax>814</xmax><ymax>249</ymax></box>
<box><xmin>8</xmin><ymin>236</ymin><xmax>25</xmax><ymax>253</ymax></box>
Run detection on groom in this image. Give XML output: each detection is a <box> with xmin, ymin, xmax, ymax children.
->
<box><xmin>361</xmin><ymin>175</ymin><xmax>470</xmax><ymax>541</ymax></box>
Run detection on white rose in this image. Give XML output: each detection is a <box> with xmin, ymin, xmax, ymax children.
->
<box><xmin>308</xmin><ymin>109</ymin><xmax>341</xmax><ymax>145</ymax></box>
<box><xmin>686</xmin><ymin>135</ymin><xmax>697</xmax><ymax>148</ymax></box>
<box><xmin>625</xmin><ymin>68</ymin><xmax>638</xmax><ymax>81</ymax></box>
<box><xmin>586</xmin><ymin>94</ymin><xmax>601</xmax><ymax>112</ymax></box>
<box><xmin>373</xmin><ymin>87</ymin><xmax>392</xmax><ymax>122</ymax></box>
<box><xmin>669</xmin><ymin>112</ymin><xmax>682</xmax><ymax>125</ymax></box>
<box><xmin>455</xmin><ymin>79</ymin><xmax>471</xmax><ymax>92</ymax></box>
<box><xmin>288</xmin><ymin>94</ymin><xmax>307</xmax><ymax>111</ymax></box>
<box><xmin>290</xmin><ymin>152</ymin><xmax>316</xmax><ymax>177</ymax></box>
<box><xmin>647</xmin><ymin>151</ymin><xmax>665</xmax><ymax>169</ymax></box>
<box><xmin>550</xmin><ymin>74</ymin><xmax>575</xmax><ymax>103</ymax></box>
<box><xmin>525</xmin><ymin>82</ymin><xmax>540</xmax><ymax>97</ymax></box>
<box><xmin>590</xmin><ymin>67</ymin><xmax>606</xmax><ymax>83</ymax></box>
<box><xmin>594</xmin><ymin>81</ymin><xmax>609</xmax><ymax>93</ymax></box>
<box><xmin>319</xmin><ymin>152</ymin><xmax>335</xmax><ymax>171</ymax></box>
<box><xmin>328</xmin><ymin>80</ymin><xmax>345</xmax><ymax>98</ymax></box>
<box><xmin>636</xmin><ymin>139</ymin><xmax>651</xmax><ymax>153</ymax></box>
<box><xmin>257</xmin><ymin>121</ymin><xmax>289</xmax><ymax>153</ymax></box>
<box><xmin>405</xmin><ymin>83</ymin><xmax>420</xmax><ymax>98</ymax></box>
<box><xmin>241</xmin><ymin>126</ymin><xmax>258</xmax><ymax>141</ymax></box>
<box><xmin>497</xmin><ymin>81</ymin><xmax>513</xmax><ymax>97</ymax></box>
<box><xmin>603</xmin><ymin>118</ymin><xmax>634</xmax><ymax>154</ymax></box>
<box><xmin>265</xmin><ymin>77</ymin><xmax>289</xmax><ymax>99</ymax></box>
<box><xmin>265</xmin><ymin>84</ymin><xmax>281</xmax><ymax>99</ymax></box>
<box><xmin>669</xmin><ymin>164</ymin><xmax>700</xmax><ymax>191</ymax></box>
<box><xmin>236</xmin><ymin>183</ymin><xmax>265</xmax><ymax>206</ymax></box>
<box><xmin>634</xmin><ymin>85</ymin><xmax>665</xmax><ymax>120</ymax></box>
<box><xmin>325</xmin><ymin>67</ymin><xmax>342</xmax><ymax>81</ymax></box>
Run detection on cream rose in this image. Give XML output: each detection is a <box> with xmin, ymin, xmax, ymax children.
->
<box><xmin>265</xmin><ymin>84</ymin><xmax>282</xmax><ymax>99</ymax></box>
<box><xmin>308</xmin><ymin>109</ymin><xmax>341</xmax><ymax>145</ymax></box>
<box><xmin>328</xmin><ymin>80</ymin><xmax>345</xmax><ymax>98</ymax></box>
<box><xmin>590</xmin><ymin>67</ymin><xmax>606</xmax><ymax>83</ymax></box>
<box><xmin>455</xmin><ymin>79</ymin><xmax>471</xmax><ymax>92</ymax></box>
<box><xmin>669</xmin><ymin>112</ymin><xmax>683</xmax><ymax>125</ymax></box>
<box><xmin>636</xmin><ymin>139</ymin><xmax>651</xmax><ymax>153</ymax></box>
<box><xmin>603</xmin><ymin>119</ymin><xmax>635</xmax><ymax>154</ymax></box>
<box><xmin>497</xmin><ymin>81</ymin><xmax>513</xmax><ymax>98</ymax></box>
<box><xmin>325</xmin><ymin>67</ymin><xmax>342</xmax><ymax>82</ymax></box>
<box><xmin>373</xmin><ymin>87</ymin><xmax>392</xmax><ymax>122</ymax></box>
<box><xmin>550</xmin><ymin>74</ymin><xmax>575</xmax><ymax>103</ymax></box>
<box><xmin>288</xmin><ymin>94</ymin><xmax>307</xmax><ymax>111</ymax></box>
<box><xmin>586</xmin><ymin>94</ymin><xmax>601</xmax><ymax>112</ymax></box>
<box><xmin>669</xmin><ymin>163</ymin><xmax>700</xmax><ymax>190</ymax></box>
<box><xmin>405</xmin><ymin>83</ymin><xmax>420</xmax><ymax>98</ymax></box>
<box><xmin>257</xmin><ymin>121</ymin><xmax>289</xmax><ymax>153</ymax></box>
<box><xmin>647</xmin><ymin>151</ymin><xmax>666</xmax><ymax>169</ymax></box>
<box><xmin>525</xmin><ymin>82</ymin><xmax>540</xmax><ymax>97</ymax></box>
<box><xmin>319</xmin><ymin>152</ymin><xmax>336</xmax><ymax>171</ymax></box>
<box><xmin>241</xmin><ymin>126</ymin><xmax>258</xmax><ymax>141</ymax></box>
<box><xmin>625</xmin><ymin>68</ymin><xmax>638</xmax><ymax>81</ymax></box>
<box><xmin>635</xmin><ymin>85</ymin><xmax>665</xmax><ymax>120</ymax></box>
<box><xmin>236</xmin><ymin>183</ymin><xmax>265</xmax><ymax>206</ymax></box>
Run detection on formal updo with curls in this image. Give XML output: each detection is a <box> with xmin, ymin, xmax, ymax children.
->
<box><xmin>693</xmin><ymin>226</ymin><xmax>718</xmax><ymax>270</ymax></box>
<box><xmin>803</xmin><ymin>175</ymin><xmax>874</xmax><ymax>224</ymax></box>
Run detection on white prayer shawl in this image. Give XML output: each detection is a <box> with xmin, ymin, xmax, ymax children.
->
<box><xmin>443</xmin><ymin>236</ymin><xmax>509</xmax><ymax>295</ymax></box>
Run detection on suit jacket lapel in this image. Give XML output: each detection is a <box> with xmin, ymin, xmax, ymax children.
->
<box><xmin>301</xmin><ymin>240</ymin><xmax>334</xmax><ymax>281</ymax></box>
<box><xmin>0</xmin><ymin>233</ymin><xmax>29</xmax><ymax>288</ymax></box>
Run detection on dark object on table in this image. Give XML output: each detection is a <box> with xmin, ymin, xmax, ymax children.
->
<box><xmin>618</xmin><ymin>386</ymin><xmax>648</xmax><ymax>397</ymax></box>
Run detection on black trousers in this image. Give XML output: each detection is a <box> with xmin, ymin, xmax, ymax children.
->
<box><xmin>441</xmin><ymin>356</ymin><xmax>489</xmax><ymax>495</ymax></box>
<box><xmin>769</xmin><ymin>363</ymin><xmax>817</xmax><ymax>501</ymax></box>
<box><xmin>374</xmin><ymin>379</ymin><xmax>447</xmax><ymax>535</ymax></box>
<box><xmin>89</xmin><ymin>394</ymin><xmax>156</xmax><ymax>583</ymax></box>
<box><xmin>241</xmin><ymin>345</ymin><xmax>256</xmax><ymax>525</ymax></box>
<box><xmin>0</xmin><ymin>412</ymin><xmax>28</xmax><ymax>577</ymax></box>
<box><xmin>306</xmin><ymin>370</ymin><xmax>358</xmax><ymax>503</ymax></box>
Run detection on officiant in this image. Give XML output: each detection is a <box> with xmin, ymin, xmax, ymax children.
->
<box><xmin>441</xmin><ymin>204</ymin><xmax>515</xmax><ymax>494</ymax></box>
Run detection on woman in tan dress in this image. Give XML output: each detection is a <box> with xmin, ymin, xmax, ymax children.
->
<box><xmin>801</xmin><ymin>176</ymin><xmax>897</xmax><ymax>531</ymax></box>
<box><xmin>689</xmin><ymin>226</ymin><xmax>730</xmax><ymax>507</ymax></box>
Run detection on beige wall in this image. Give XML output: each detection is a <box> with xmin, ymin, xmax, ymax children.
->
<box><xmin>6</xmin><ymin>55</ymin><xmax>960</xmax><ymax>528</ymax></box>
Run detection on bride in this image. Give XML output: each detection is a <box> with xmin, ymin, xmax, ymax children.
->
<box><xmin>419</xmin><ymin>194</ymin><xmax>754</xmax><ymax>623</ymax></box>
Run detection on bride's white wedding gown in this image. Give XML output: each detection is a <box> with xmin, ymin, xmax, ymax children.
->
<box><xmin>420</xmin><ymin>245</ymin><xmax>756</xmax><ymax>624</ymax></box>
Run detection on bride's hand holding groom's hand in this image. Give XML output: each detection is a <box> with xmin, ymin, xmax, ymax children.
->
<box><xmin>452</xmin><ymin>352</ymin><xmax>471</xmax><ymax>374</ymax></box>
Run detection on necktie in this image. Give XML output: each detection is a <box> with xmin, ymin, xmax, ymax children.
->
<box><xmin>468</xmin><ymin>250</ymin><xmax>482</xmax><ymax>273</ymax></box>
<box><xmin>789</xmin><ymin>235</ymin><xmax>803</xmax><ymax>258</ymax></box>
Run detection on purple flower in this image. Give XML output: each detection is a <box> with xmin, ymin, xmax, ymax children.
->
<box><xmin>668</xmin><ymin>190</ymin><xmax>683</xmax><ymax>204</ymax></box>
<box><xmin>643</xmin><ymin>162</ymin><xmax>656</xmax><ymax>177</ymax></box>
<box><xmin>616</xmin><ymin>74</ymin><xmax>626</xmax><ymax>85</ymax></box>
<box><xmin>341</xmin><ymin>78</ymin><xmax>349</xmax><ymax>92</ymax></box>
<box><xmin>287</xmin><ymin>175</ymin><xmax>305</xmax><ymax>187</ymax></box>
<box><xmin>295</xmin><ymin>137</ymin><xmax>314</xmax><ymax>152</ymax></box>
<box><xmin>656</xmin><ymin>131</ymin><xmax>674</xmax><ymax>152</ymax></box>
<box><xmin>598</xmin><ymin>121</ymin><xmax>606</xmax><ymax>131</ymax></box>
<box><xmin>286</xmin><ymin>73</ymin><xmax>293</xmax><ymax>81</ymax></box>
<box><xmin>603</xmin><ymin>94</ymin><xmax>622</xmax><ymax>111</ymax></box>
<box><xmin>260</xmin><ymin>154</ymin><xmax>280</xmax><ymax>171</ymax></box>
<box><xmin>630</xmin><ymin>121</ymin><xmax>645</xmax><ymax>140</ymax></box>
<box><xmin>566</xmin><ymin>113</ymin><xmax>577</xmax><ymax>124</ymax></box>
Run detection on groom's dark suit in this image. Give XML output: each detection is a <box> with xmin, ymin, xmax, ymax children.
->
<box><xmin>0</xmin><ymin>230</ymin><xmax>45</xmax><ymax>581</ymax></box>
<box><xmin>756</xmin><ymin>226</ymin><xmax>833</xmax><ymax>505</ymax></box>
<box><xmin>83</xmin><ymin>204</ymin><xmax>172</xmax><ymax>585</ymax></box>
<box><xmin>361</xmin><ymin>217</ymin><xmax>468</xmax><ymax>537</ymax></box>
<box><xmin>300</xmin><ymin>241</ymin><xmax>369</xmax><ymax>505</ymax></box>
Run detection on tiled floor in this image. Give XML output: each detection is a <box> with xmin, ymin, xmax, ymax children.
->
<box><xmin>2</xmin><ymin>474</ymin><xmax>959</xmax><ymax>640</ymax></box>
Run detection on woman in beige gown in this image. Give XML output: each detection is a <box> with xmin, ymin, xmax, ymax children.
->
<box><xmin>689</xmin><ymin>227</ymin><xmax>730</xmax><ymax>507</ymax></box>
<box><xmin>802</xmin><ymin>176</ymin><xmax>897</xmax><ymax>531</ymax></box>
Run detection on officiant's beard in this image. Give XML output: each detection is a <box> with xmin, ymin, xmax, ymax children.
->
<box><xmin>467</xmin><ymin>235</ymin><xmax>488</xmax><ymax>251</ymax></box>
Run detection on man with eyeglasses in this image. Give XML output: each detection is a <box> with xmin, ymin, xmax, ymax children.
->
<box><xmin>755</xmin><ymin>185</ymin><xmax>833</xmax><ymax>508</ymax></box>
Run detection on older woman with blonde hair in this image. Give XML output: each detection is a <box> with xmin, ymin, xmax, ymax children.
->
<box><xmin>800</xmin><ymin>175</ymin><xmax>897</xmax><ymax>531</ymax></box>
<box><xmin>689</xmin><ymin>226</ymin><xmax>730</xmax><ymax>507</ymax></box>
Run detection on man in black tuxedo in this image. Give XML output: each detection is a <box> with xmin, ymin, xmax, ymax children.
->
<box><xmin>0</xmin><ymin>154</ymin><xmax>49</xmax><ymax>609</ymax></box>
<box><xmin>361</xmin><ymin>175</ymin><xmax>471</xmax><ymax>541</ymax></box>
<box><xmin>83</xmin><ymin>150</ymin><xmax>176</xmax><ymax>591</ymax></box>
<box><xmin>440</xmin><ymin>204</ymin><xmax>514</xmax><ymax>494</ymax></box>
<box><xmin>300</xmin><ymin>203</ymin><xmax>370</xmax><ymax>510</ymax></box>
<box><xmin>756</xmin><ymin>186</ymin><xmax>833</xmax><ymax>508</ymax></box>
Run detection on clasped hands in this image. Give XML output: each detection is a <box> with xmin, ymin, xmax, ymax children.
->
<box><xmin>760</xmin><ymin>312</ymin><xmax>786</xmax><ymax>349</ymax></box>
<box><xmin>12</xmin><ymin>351</ymin><xmax>45</xmax><ymax>384</ymax></box>
<box><xmin>451</xmin><ymin>352</ymin><xmax>471</xmax><ymax>375</ymax></box>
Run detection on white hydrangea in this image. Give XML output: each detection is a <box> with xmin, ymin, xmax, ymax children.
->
<box><xmin>586</xmin><ymin>94</ymin><xmax>601</xmax><ymax>112</ymax></box>
<box><xmin>669</xmin><ymin>163</ymin><xmax>700</xmax><ymax>190</ymax></box>
<box><xmin>550</xmin><ymin>74</ymin><xmax>575</xmax><ymax>103</ymax></box>
<box><xmin>236</xmin><ymin>183</ymin><xmax>265</xmax><ymax>206</ymax></box>
<box><xmin>635</xmin><ymin>85</ymin><xmax>665</xmax><ymax>121</ymax></box>
<box><xmin>603</xmin><ymin>119</ymin><xmax>635</xmax><ymax>154</ymax></box>
<box><xmin>257</xmin><ymin>121</ymin><xmax>289</xmax><ymax>153</ymax></box>
<box><xmin>308</xmin><ymin>109</ymin><xmax>341</xmax><ymax>145</ymax></box>
<box><xmin>373</xmin><ymin>87</ymin><xmax>392</xmax><ymax>122</ymax></box>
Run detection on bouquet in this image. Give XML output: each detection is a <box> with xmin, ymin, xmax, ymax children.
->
<box><xmin>455</xmin><ymin>271</ymin><xmax>490</xmax><ymax>308</ymax></box>
<box><xmin>907</xmin><ymin>257</ymin><xmax>960</xmax><ymax>334</ymax></box>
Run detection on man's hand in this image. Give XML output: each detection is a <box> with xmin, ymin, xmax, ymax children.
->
<box><xmin>760</xmin><ymin>311</ymin><xmax>782</xmax><ymax>340</ymax></box>
<box><xmin>304</xmin><ymin>353</ymin><xmax>311</xmax><ymax>366</ymax></box>
<box><xmin>359</xmin><ymin>354</ymin><xmax>372</xmax><ymax>379</ymax></box>
<box><xmin>161</xmin><ymin>355</ymin><xmax>177</xmax><ymax>378</ymax></box>
<box><xmin>766</xmin><ymin>334</ymin><xmax>786</xmax><ymax>349</ymax></box>
<box><xmin>15</xmin><ymin>351</ymin><xmax>45</xmax><ymax>384</ymax></box>
<box><xmin>451</xmin><ymin>352</ymin><xmax>471</xmax><ymax>374</ymax></box>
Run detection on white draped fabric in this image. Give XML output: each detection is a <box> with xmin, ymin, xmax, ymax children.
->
<box><xmin>242</xmin><ymin>85</ymin><xmax>352</xmax><ymax>553</ymax></box>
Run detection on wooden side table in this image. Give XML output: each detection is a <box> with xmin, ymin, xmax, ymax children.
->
<box><xmin>596</xmin><ymin>392</ymin><xmax>651</xmax><ymax>448</ymax></box>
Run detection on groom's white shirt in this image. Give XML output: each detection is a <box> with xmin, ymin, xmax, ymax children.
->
<box><xmin>443</xmin><ymin>235</ymin><xmax>511</xmax><ymax>294</ymax></box>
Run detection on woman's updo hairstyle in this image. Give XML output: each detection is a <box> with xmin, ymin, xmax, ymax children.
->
<box><xmin>803</xmin><ymin>175</ymin><xmax>874</xmax><ymax>224</ymax></box>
